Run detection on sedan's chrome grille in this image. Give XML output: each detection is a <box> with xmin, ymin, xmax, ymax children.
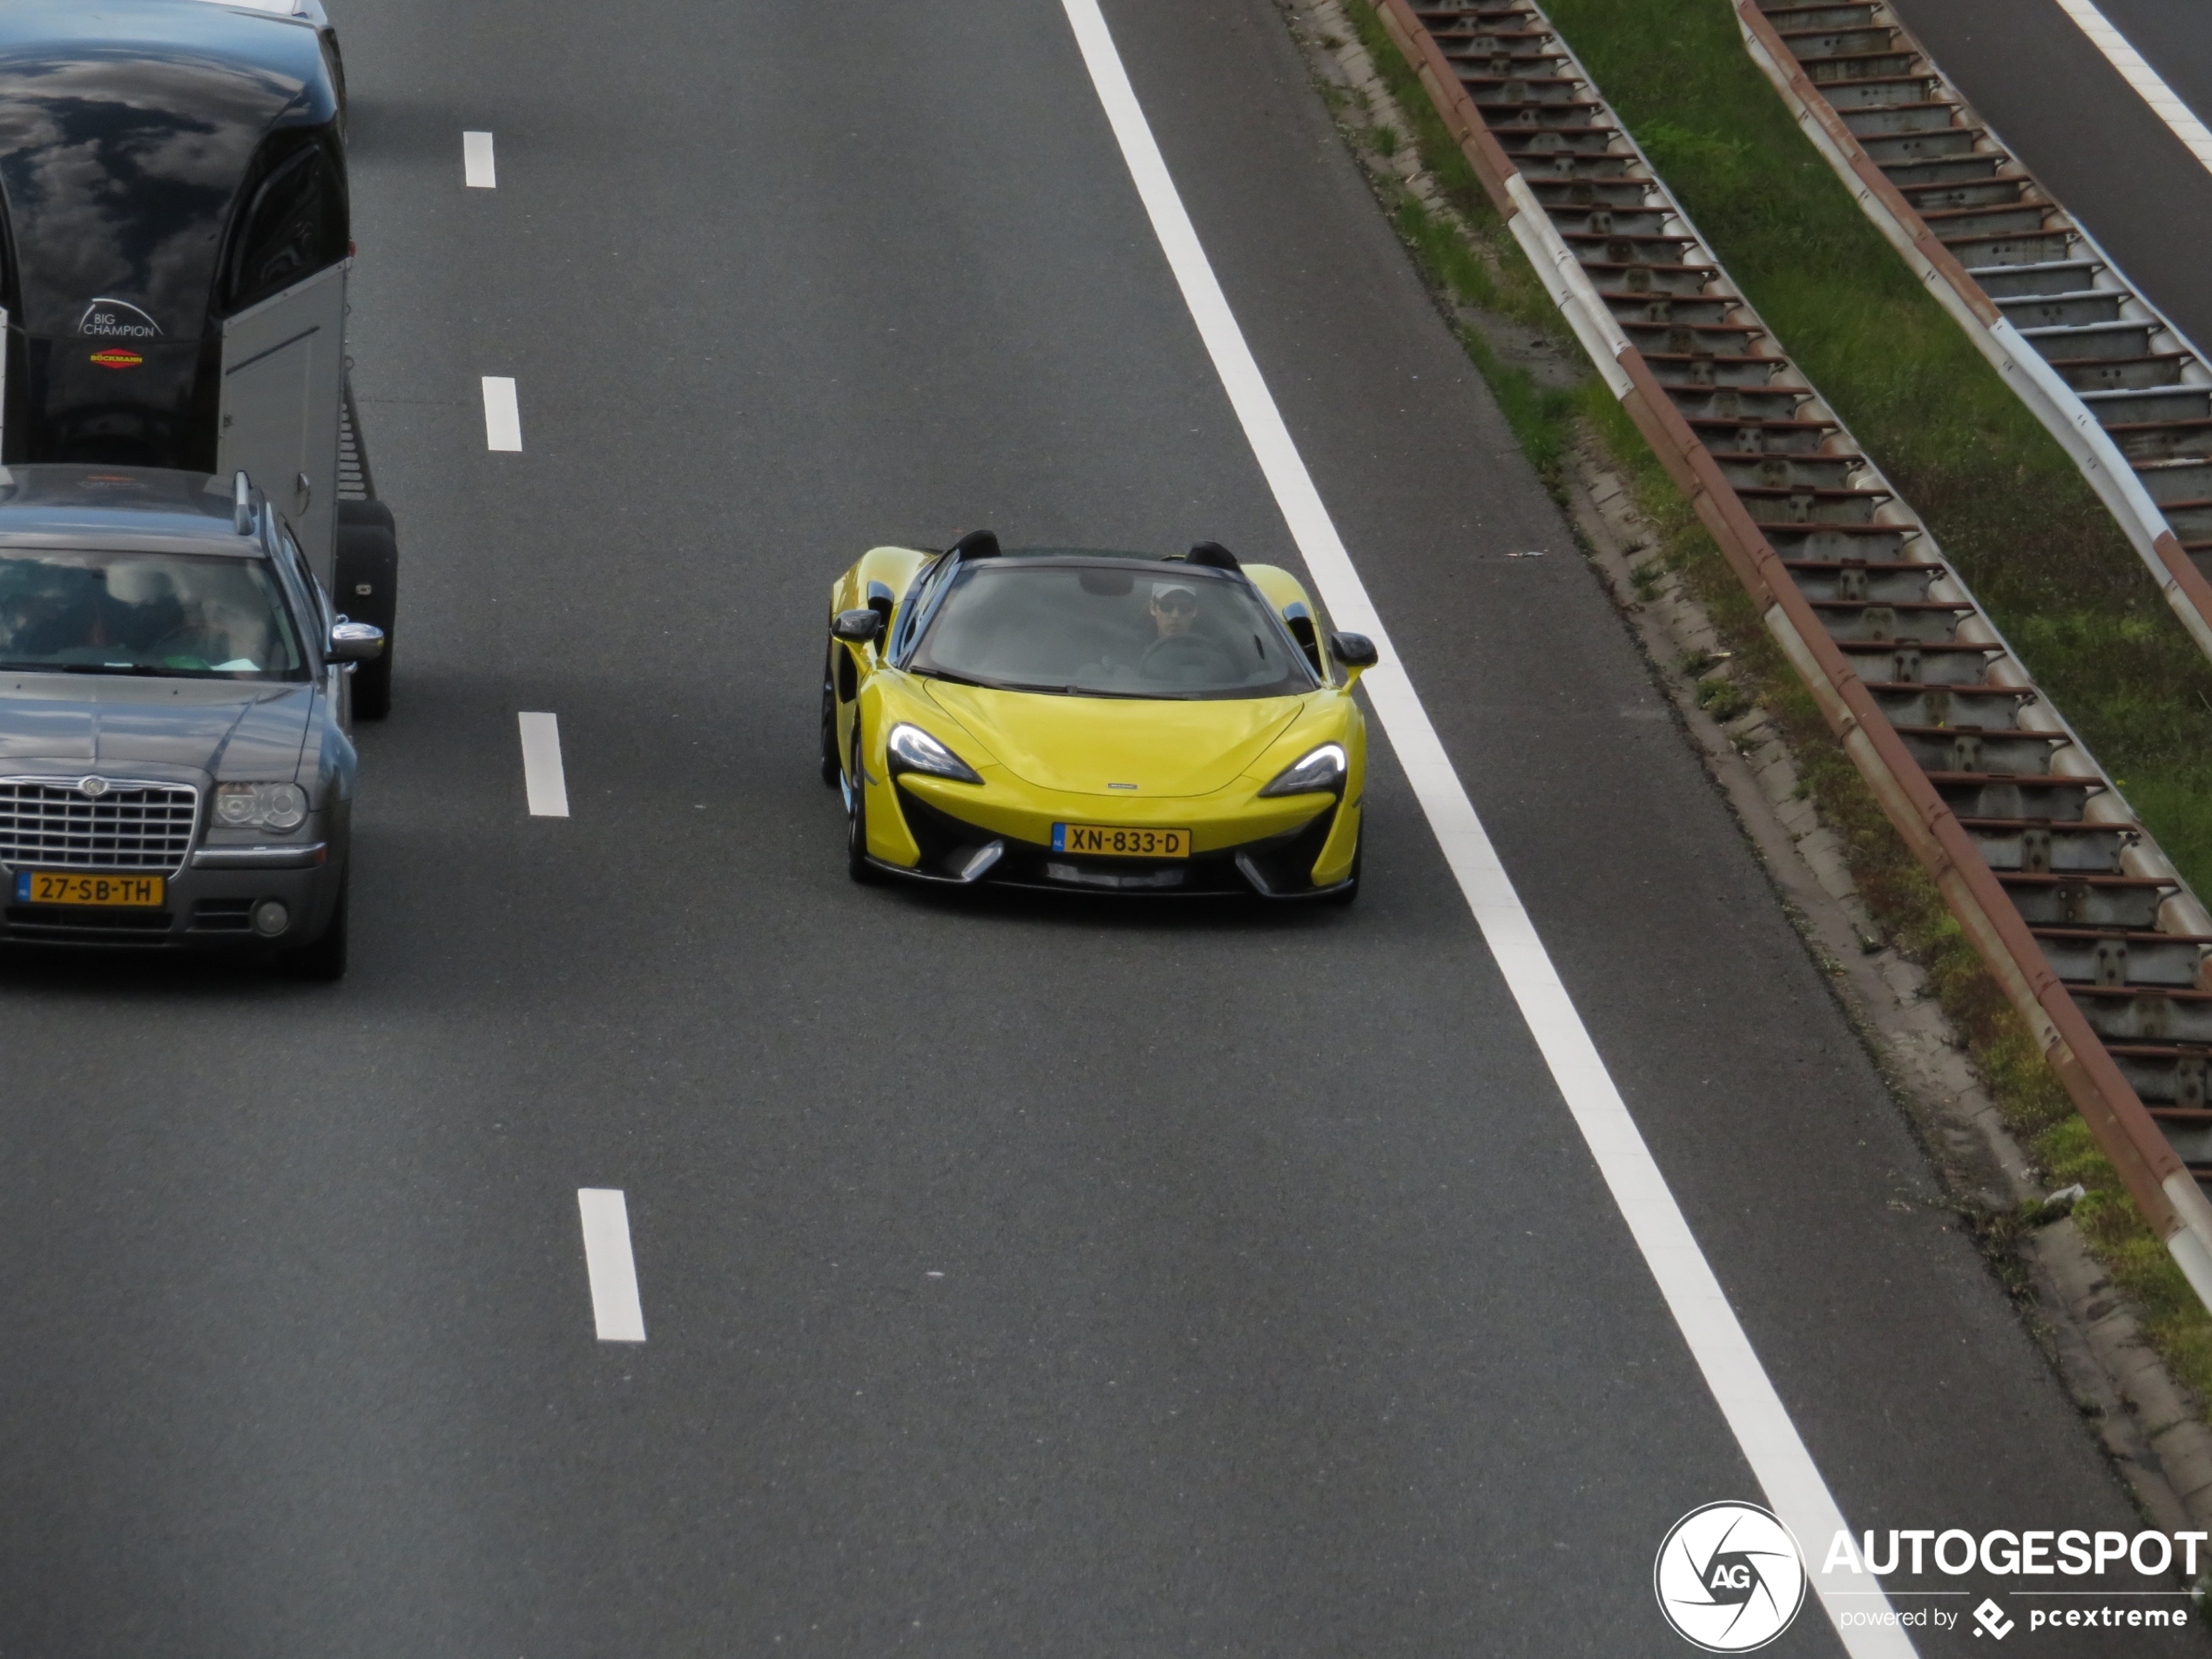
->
<box><xmin>0</xmin><ymin>779</ymin><xmax>199</xmax><ymax>873</ymax></box>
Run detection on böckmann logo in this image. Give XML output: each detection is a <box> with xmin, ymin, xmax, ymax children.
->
<box><xmin>1654</xmin><ymin>1501</ymin><xmax>1808</xmax><ymax>1652</ymax></box>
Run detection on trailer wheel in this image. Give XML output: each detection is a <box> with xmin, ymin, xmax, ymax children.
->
<box><xmin>335</xmin><ymin>500</ymin><xmax>399</xmax><ymax>721</ymax></box>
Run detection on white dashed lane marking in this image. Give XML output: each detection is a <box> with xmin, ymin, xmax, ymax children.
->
<box><xmin>463</xmin><ymin>130</ymin><xmax>496</xmax><ymax>188</ymax></box>
<box><xmin>577</xmin><ymin>1189</ymin><xmax>646</xmax><ymax>1343</ymax></box>
<box><xmin>482</xmin><ymin>375</ymin><xmax>523</xmax><ymax>451</ymax></box>
<box><xmin>518</xmin><ymin>711</ymin><xmax>570</xmax><ymax>817</ymax></box>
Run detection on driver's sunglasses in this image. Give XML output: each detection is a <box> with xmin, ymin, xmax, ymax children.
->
<box><xmin>1156</xmin><ymin>594</ymin><xmax>1198</xmax><ymax>615</ymax></box>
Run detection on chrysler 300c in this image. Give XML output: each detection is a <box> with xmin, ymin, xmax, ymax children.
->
<box><xmin>0</xmin><ymin>467</ymin><xmax>380</xmax><ymax>975</ymax></box>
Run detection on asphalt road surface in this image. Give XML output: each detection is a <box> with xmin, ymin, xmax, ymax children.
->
<box><xmin>1888</xmin><ymin>0</ymin><xmax>2212</xmax><ymax>351</ymax></box>
<box><xmin>0</xmin><ymin>0</ymin><xmax>2183</xmax><ymax>1653</ymax></box>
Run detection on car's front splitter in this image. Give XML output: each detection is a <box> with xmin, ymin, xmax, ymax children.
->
<box><xmin>878</xmin><ymin>789</ymin><xmax>1348</xmax><ymax>898</ymax></box>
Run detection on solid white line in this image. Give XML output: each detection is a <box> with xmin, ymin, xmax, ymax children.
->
<box><xmin>1057</xmin><ymin>3</ymin><xmax>1910</xmax><ymax>1654</ymax></box>
<box><xmin>463</xmin><ymin>130</ymin><xmax>497</xmax><ymax>189</ymax></box>
<box><xmin>482</xmin><ymin>375</ymin><xmax>523</xmax><ymax>451</ymax></box>
<box><xmin>577</xmin><ymin>1189</ymin><xmax>646</xmax><ymax>1342</ymax></box>
<box><xmin>2050</xmin><ymin>0</ymin><xmax>2212</xmax><ymax>176</ymax></box>
<box><xmin>518</xmin><ymin>711</ymin><xmax>570</xmax><ymax>817</ymax></box>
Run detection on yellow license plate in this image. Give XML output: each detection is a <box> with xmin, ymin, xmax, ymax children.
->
<box><xmin>15</xmin><ymin>871</ymin><xmax>165</xmax><ymax>907</ymax></box>
<box><xmin>1052</xmin><ymin>824</ymin><xmax>1190</xmax><ymax>859</ymax></box>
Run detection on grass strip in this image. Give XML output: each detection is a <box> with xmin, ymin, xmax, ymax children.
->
<box><xmin>1537</xmin><ymin>0</ymin><xmax>2212</xmax><ymax>900</ymax></box>
<box><xmin>1336</xmin><ymin>0</ymin><xmax>2212</xmax><ymax>1409</ymax></box>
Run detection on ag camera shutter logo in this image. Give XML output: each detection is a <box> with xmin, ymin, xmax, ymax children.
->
<box><xmin>1654</xmin><ymin>1501</ymin><xmax>1808</xmax><ymax>1651</ymax></box>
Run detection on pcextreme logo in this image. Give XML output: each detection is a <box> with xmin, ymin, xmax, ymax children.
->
<box><xmin>1654</xmin><ymin>1501</ymin><xmax>1808</xmax><ymax>1652</ymax></box>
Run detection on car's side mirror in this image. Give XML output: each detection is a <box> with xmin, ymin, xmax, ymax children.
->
<box><xmin>328</xmin><ymin>620</ymin><xmax>385</xmax><ymax>663</ymax></box>
<box><xmin>1328</xmin><ymin>631</ymin><xmax>1378</xmax><ymax>680</ymax></box>
<box><xmin>833</xmin><ymin>607</ymin><xmax>884</xmax><ymax>644</ymax></box>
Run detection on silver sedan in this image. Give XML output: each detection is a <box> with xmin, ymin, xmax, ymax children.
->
<box><xmin>0</xmin><ymin>466</ymin><xmax>380</xmax><ymax>977</ymax></box>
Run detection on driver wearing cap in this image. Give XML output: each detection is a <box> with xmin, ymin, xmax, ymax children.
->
<box><xmin>1149</xmin><ymin>580</ymin><xmax>1199</xmax><ymax>640</ymax></box>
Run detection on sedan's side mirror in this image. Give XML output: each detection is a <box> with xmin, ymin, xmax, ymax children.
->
<box><xmin>1328</xmin><ymin>631</ymin><xmax>1379</xmax><ymax>670</ymax></box>
<box><xmin>328</xmin><ymin>620</ymin><xmax>385</xmax><ymax>663</ymax></box>
<box><xmin>832</xmin><ymin>607</ymin><xmax>884</xmax><ymax>644</ymax></box>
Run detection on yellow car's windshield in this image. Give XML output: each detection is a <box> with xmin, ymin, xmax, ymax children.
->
<box><xmin>908</xmin><ymin>560</ymin><xmax>1317</xmax><ymax>700</ymax></box>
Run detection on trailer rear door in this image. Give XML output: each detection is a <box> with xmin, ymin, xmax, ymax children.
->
<box><xmin>218</xmin><ymin>262</ymin><xmax>345</xmax><ymax>578</ymax></box>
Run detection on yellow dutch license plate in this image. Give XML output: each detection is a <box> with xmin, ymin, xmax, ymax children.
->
<box><xmin>1053</xmin><ymin>824</ymin><xmax>1191</xmax><ymax>859</ymax></box>
<box><xmin>15</xmin><ymin>871</ymin><xmax>165</xmax><ymax>907</ymax></box>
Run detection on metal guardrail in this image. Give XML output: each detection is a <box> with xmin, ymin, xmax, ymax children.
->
<box><xmin>1736</xmin><ymin>0</ymin><xmax>2212</xmax><ymax>669</ymax></box>
<box><xmin>1363</xmin><ymin>0</ymin><xmax>2212</xmax><ymax>1305</ymax></box>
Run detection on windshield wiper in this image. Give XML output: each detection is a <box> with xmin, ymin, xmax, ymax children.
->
<box><xmin>19</xmin><ymin>662</ymin><xmax>269</xmax><ymax>680</ymax></box>
<box><xmin>0</xmin><ymin>659</ymin><xmax>145</xmax><ymax>675</ymax></box>
<box><xmin>920</xmin><ymin>667</ymin><xmax>1066</xmax><ymax>694</ymax></box>
<box><xmin>922</xmin><ymin>665</ymin><xmax>1219</xmax><ymax>698</ymax></box>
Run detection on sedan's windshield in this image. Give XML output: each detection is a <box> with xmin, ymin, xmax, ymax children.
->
<box><xmin>0</xmin><ymin>548</ymin><xmax>307</xmax><ymax>680</ymax></box>
<box><xmin>907</xmin><ymin>561</ymin><xmax>1317</xmax><ymax>699</ymax></box>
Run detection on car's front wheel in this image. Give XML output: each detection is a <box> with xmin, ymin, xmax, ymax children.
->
<box><xmin>1322</xmin><ymin>827</ymin><xmax>1362</xmax><ymax>906</ymax></box>
<box><xmin>846</xmin><ymin>728</ymin><xmax>880</xmax><ymax>885</ymax></box>
<box><xmin>820</xmin><ymin>650</ymin><xmax>842</xmax><ymax>787</ymax></box>
<box><xmin>282</xmin><ymin>867</ymin><xmax>350</xmax><ymax>980</ymax></box>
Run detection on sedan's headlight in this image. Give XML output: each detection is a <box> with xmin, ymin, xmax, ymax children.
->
<box><xmin>214</xmin><ymin>781</ymin><xmax>309</xmax><ymax>832</ymax></box>
<box><xmin>1257</xmin><ymin>742</ymin><xmax>1347</xmax><ymax>798</ymax></box>
<box><xmin>887</xmin><ymin>723</ymin><xmax>982</xmax><ymax>785</ymax></box>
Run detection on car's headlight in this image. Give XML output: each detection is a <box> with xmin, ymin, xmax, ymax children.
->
<box><xmin>887</xmin><ymin>723</ymin><xmax>982</xmax><ymax>785</ymax></box>
<box><xmin>1257</xmin><ymin>742</ymin><xmax>1347</xmax><ymax>798</ymax></box>
<box><xmin>214</xmin><ymin>781</ymin><xmax>309</xmax><ymax>832</ymax></box>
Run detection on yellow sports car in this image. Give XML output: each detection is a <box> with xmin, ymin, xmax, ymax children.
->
<box><xmin>822</xmin><ymin>531</ymin><xmax>1372</xmax><ymax>900</ymax></box>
